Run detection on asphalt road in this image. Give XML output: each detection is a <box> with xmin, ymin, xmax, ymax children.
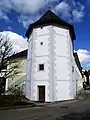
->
<box><xmin>0</xmin><ymin>99</ymin><xmax>90</xmax><ymax>120</ymax></box>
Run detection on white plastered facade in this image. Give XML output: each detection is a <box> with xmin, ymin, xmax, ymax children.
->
<box><xmin>25</xmin><ymin>25</ymin><xmax>83</xmax><ymax>102</ymax></box>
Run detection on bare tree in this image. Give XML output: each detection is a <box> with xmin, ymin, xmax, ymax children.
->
<box><xmin>0</xmin><ymin>33</ymin><xmax>21</xmax><ymax>96</ymax></box>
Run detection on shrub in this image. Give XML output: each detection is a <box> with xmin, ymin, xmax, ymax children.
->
<box><xmin>6</xmin><ymin>86</ymin><xmax>23</xmax><ymax>104</ymax></box>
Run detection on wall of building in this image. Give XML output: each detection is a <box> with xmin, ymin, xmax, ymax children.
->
<box><xmin>71</xmin><ymin>52</ymin><xmax>83</xmax><ymax>95</ymax></box>
<box><xmin>26</xmin><ymin>26</ymin><xmax>51</xmax><ymax>101</ymax></box>
<box><xmin>26</xmin><ymin>25</ymin><xmax>76</xmax><ymax>102</ymax></box>
<box><xmin>74</xmin><ymin>60</ymin><xmax>83</xmax><ymax>93</ymax></box>
<box><xmin>68</xmin><ymin>31</ymin><xmax>77</xmax><ymax>98</ymax></box>
<box><xmin>6</xmin><ymin>58</ymin><xmax>27</xmax><ymax>95</ymax></box>
<box><xmin>53</xmin><ymin>26</ymin><xmax>74</xmax><ymax>101</ymax></box>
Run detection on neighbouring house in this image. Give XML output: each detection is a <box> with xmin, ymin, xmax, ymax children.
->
<box><xmin>88</xmin><ymin>70</ymin><xmax>90</xmax><ymax>85</ymax></box>
<box><xmin>0</xmin><ymin>61</ymin><xmax>7</xmax><ymax>95</ymax></box>
<box><xmin>83</xmin><ymin>70</ymin><xmax>90</xmax><ymax>87</ymax></box>
<box><xmin>25</xmin><ymin>10</ymin><xmax>83</xmax><ymax>102</ymax></box>
<box><xmin>5</xmin><ymin>50</ymin><xmax>27</xmax><ymax>95</ymax></box>
<box><xmin>73</xmin><ymin>53</ymin><xmax>84</xmax><ymax>93</ymax></box>
<box><xmin>0</xmin><ymin>76</ymin><xmax>6</xmax><ymax>95</ymax></box>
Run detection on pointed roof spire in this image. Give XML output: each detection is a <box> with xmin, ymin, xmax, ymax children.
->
<box><xmin>25</xmin><ymin>10</ymin><xmax>76</xmax><ymax>40</ymax></box>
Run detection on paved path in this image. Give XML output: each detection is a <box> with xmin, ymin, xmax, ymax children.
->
<box><xmin>0</xmin><ymin>98</ymin><xmax>90</xmax><ymax>120</ymax></box>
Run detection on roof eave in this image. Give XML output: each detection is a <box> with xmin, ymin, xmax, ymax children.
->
<box><xmin>26</xmin><ymin>24</ymin><xmax>76</xmax><ymax>41</ymax></box>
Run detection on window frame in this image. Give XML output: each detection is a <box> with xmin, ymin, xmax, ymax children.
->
<box><xmin>39</xmin><ymin>64</ymin><xmax>44</xmax><ymax>71</ymax></box>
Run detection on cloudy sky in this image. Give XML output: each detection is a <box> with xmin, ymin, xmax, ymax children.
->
<box><xmin>0</xmin><ymin>0</ymin><xmax>90</xmax><ymax>70</ymax></box>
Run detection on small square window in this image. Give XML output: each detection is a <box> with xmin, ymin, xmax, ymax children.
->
<box><xmin>39</xmin><ymin>64</ymin><xmax>44</xmax><ymax>71</ymax></box>
<box><xmin>40</xmin><ymin>42</ymin><xmax>43</xmax><ymax>45</ymax></box>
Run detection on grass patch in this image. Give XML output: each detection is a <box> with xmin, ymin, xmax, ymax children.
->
<box><xmin>0</xmin><ymin>95</ymin><xmax>35</xmax><ymax>107</ymax></box>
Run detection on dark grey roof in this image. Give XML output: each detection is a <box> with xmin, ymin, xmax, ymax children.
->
<box><xmin>73</xmin><ymin>52</ymin><xmax>82</xmax><ymax>75</ymax></box>
<box><xmin>25</xmin><ymin>10</ymin><xmax>76</xmax><ymax>40</ymax></box>
<box><xmin>7</xmin><ymin>49</ymin><xmax>27</xmax><ymax>60</ymax></box>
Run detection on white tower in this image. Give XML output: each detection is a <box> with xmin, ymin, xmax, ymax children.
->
<box><xmin>25</xmin><ymin>10</ymin><xmax>76</xmax><ymax>102</ymax></box>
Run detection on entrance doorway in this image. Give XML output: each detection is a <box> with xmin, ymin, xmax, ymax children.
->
<box><xmin>38</xmin><ymin>86</ymin><xmax>45</xmax><ymax>102</ymax></box>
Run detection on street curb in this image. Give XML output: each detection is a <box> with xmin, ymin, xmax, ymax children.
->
<box><xmin>0</xmin><ymin>104</ymin><xmax>36</xmax><ymax>111</ymax></box>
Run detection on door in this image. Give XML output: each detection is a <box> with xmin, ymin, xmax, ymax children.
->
<box><xmin>38</xmin><ymin>86</ymin><xmax>45</xmax><ymax>102</ymax></box>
